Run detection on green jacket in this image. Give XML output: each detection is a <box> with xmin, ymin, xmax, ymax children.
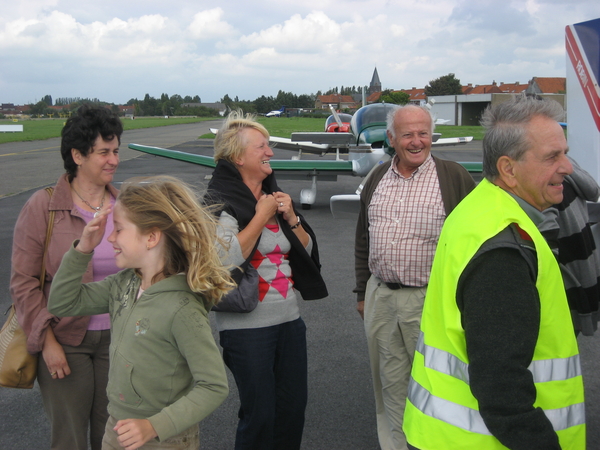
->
<box><xmin>48</xmin><ymin>244</ymin><xmax>228</xmax><ymax>442</ymax></box>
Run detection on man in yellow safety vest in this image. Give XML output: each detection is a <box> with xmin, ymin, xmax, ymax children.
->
<box><xmin>403</xmin><ymin>96</ymin><xmax>585</xmax><ymax>450</ymax></box>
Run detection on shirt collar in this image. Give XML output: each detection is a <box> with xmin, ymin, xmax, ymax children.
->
<box><xmin>390</xmin><ymin>154</ymin><xmax>434</xmax><ymax>179</ymax></box>
<box><xmin>506</xmin><ymin>192</ymin><xmax>546</xmax><ymax>226</ymax></box>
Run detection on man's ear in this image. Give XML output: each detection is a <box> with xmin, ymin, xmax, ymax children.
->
<box><xmin>496</xmin><ymin>155</ymin><xmax>518</xmax><ymax>188</ymax></box>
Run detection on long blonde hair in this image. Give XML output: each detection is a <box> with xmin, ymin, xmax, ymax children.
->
<box><xmin>117</xmin><ymin>175</ymin><xmax>233</xmax><ymax>306</ymax></box>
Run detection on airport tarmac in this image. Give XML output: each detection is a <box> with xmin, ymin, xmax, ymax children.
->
<box><xmin>1</xmin><ymin>125</ymin><xmax>599</xmax><ymax>449</ymax></box>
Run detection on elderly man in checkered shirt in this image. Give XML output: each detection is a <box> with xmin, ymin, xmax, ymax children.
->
<box><xmin>354</xmin><ymin>104</ymin><xmax>475</xmax><ymax>450</ymax></box>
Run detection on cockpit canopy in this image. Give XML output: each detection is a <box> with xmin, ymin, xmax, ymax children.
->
<box><xmin>351</xmin><ymin>103</ymin><xmax>397</xmax><ymax>148</ymax></box>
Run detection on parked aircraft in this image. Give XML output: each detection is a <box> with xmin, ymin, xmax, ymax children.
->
<box><xmin>129</xmin><ymin>102</ymin><xmax>481</xmax><ymax>212</ymax></box>
<box><xmin>326</xmin><ymin>105</ymin><xmax>352</xmax><ymax>132</ymax></box>
<box><xmin>265</xmin><ymin>106</ymin><xmax>285</xmax><ymax>117</ymax></box>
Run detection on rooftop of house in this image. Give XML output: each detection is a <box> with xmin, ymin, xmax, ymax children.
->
<box><xmin>318</xmin><ymin>94</ymin><xmax>356</xmax><ymax>104</ymax></box>
<box><xmin>366</xmin><ymin>92</ymin><xmax>381</xmax><ymax>103</ymax></box>
<box><xmin>398</xmin><ymin>87</ymin><xmax>426</xmax><ymax>102</ymax></box>
<box><xmin>528</xmin><ymin>77</ymin><xmax>566</xmax><ymax>94</ymax></box>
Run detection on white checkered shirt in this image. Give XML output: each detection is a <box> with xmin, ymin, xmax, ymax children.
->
<box><xmin>367</xmin><ymin>155</ymin><xmax>445</xmax><ymax>286</ymax></box>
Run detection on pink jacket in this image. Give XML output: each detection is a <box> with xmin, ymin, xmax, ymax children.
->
<box><xmin>10</xmin><ymin>173</ymin><xmax>119</xmax><ymax>354</ymax></box>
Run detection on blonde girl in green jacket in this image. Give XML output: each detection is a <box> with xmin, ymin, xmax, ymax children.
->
<box><xmin>49</xmin><ymin>176</ymin><xmax>234</xmax><ymax>450</ymax></box>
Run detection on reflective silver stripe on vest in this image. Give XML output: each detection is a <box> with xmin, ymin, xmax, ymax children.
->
<box><xmin>416</xmin><ymin>332</ymin><xmax>470</xmax><ymax>384</ymax></box>
<box><xmin>413</xmin><ymin>332</ymin><xmax>586</xmax><ymax>432</ymax></box>
<box><xmin>544</xmin><ymin>403</ymin><xmax>586</xmax><ymax>431</ymax></box>
<box><xmin>416</xmin><ymin>332</ymin><xmax>582</xmax><ymax>384</ymax></box>
<box><xmin>528</xmin><ymin>355</ymin><xmax>582</xmax><ymax>382</ymax></box>
<box><xmin>408</xmin><ymin>378</ymin><xmax>586</xmax><ymax>434</ymax></box>
<box><xmin>407</xmin><ymin>378</ymin><xmax>492</xmax><ymax>435</ymax></box>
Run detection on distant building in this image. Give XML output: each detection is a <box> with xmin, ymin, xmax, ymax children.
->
<box><xmin>315</xmin><ymin>94</ymin><xmax>357</xmax><ymax>110</ymax></box>
<box><xmin>526</xmin><ymin>77</ymin><xmax>566</xmax><ymax>95</ymax></box>
<box><xmin>428</xmin><ymin>77</ymin><xmax>566</xmax><ymax>126</ymax></box>
<box><xmin>119</xmin><ymin>105</ymin><xmax>135</xmax><ymax>116</ymax></box>
<box><xmin>368</xmin><ymin>67</ymin><xmax>382</xmax><ymax>96</ymax></box>
<box><xmin>497</xmin><ymin>81</ymin><xmax>528</xmax><ymax>94</ymax></box>
<box><xmin>0</xmin><ymin>103</ymin><xmax>29</xmax><ymax>117</ymax></box>
<box><xmin>366</xmin><ymin>92</ymin><xmax>381</xmax><ymax>104</ymax></box>
<box><xmin>398</xmin><ymin>87</ymin><xmax>427</xmax><ymax>106</ymax></box>
<box><xmin>463</xmin><ymin>82</ymin><xmax>503</xmax><ymax>94</ymax></box>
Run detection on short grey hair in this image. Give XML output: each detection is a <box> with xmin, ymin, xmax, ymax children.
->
<box><xmin>481</xmin><ymin>96</ymin><xmax>564</xmax><ymax>181</ymax></box>
<box><xmin>386</xmin><ymin>104</ymin><xmax>435</xmax><ymax>139</ymax></box>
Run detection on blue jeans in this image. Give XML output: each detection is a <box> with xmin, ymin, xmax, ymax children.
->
<box><xmin>220</xmin><ymin>318</ymin><xmax>308</xmax><ymax>450</ymax></box>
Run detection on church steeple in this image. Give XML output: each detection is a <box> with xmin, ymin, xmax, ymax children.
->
<box><xmin>369</xmin><ymin>67</ymin><xmax>381</xmax><ymax>95</ymax></box>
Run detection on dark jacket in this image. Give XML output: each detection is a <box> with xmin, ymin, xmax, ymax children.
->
<box><xmin>206</xmin><ymin>159</ymin><xmax>328</xmax><ymax>300</ymax></box>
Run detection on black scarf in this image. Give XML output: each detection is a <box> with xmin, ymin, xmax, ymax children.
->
<box><xmin>205</xmin><ymin>159</ymin><xmax>328</xmax><ymax>301</ymax></box>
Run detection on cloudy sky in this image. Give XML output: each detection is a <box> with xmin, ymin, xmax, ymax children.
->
<box><xmin>1</xmin><ymin>0</ymin><xmax>597</xmax><ymax>106</ymax></box>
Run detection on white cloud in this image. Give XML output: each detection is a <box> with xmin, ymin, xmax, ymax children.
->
<box><xmin>0</xmin><ymin>0</ymin><xmax>598</xmax><ymax>104</ymax></box>
<box><xmin>240</xmin><ymin>11</ymin><xmax>342</xmax><ymax>52</ymax></box>
<box><xmin>188</xmin><ymin>8</ymin><xmax>236</xmax><ymax>40</ymax></box>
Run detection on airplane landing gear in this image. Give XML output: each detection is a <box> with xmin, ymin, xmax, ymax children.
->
<box><xmin>299</xmin><ymin>172</ymin><xmax>317</xmax><ymax>210</ymax></box>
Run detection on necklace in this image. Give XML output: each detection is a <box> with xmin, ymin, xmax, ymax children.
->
<box><xmin>72</xmin><ymin>186</ymin><xmax>106</xmax><ymax>217</ymax></box>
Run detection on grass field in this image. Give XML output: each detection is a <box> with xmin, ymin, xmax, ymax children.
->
<box><xmin>201</xmin><ymin>117</ymin><xmax>485</xmax><ymax>140</ymax></box>
<box><xmin>0</xmin><ymin>116</ymin><xmax>215</xmax><ymax>144</ymax></box>
<box><xmin>1</xmin><ymin>115</ymin><xmax>484</xmax><ymax>145</ymax></box>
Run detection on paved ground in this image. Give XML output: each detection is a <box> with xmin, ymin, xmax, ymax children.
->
<box><xmin>0</xmin><ymin>120</ymin><xmax>222</xmax><ymax>198</ymax></box>
<box><xmin>1</xmin><ymin>127</ymin><xmax>599</xmax><ymax>450</ymax></box>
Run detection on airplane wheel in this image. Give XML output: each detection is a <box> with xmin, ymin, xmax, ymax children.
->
<box><xmin>301</xmin><ymin>203</ymin><xmax>311</xmax><ymax>210</ymax></box>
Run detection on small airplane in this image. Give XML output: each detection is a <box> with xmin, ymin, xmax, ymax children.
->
<box><xmin>325</xmin><ymin>105</ymin><xmax>352</xmax><ymax>132</ymax></box>
<box><xmin>265</xmin><ymin>106</ymin><xmax>286</xmax><ymax>117</ymax></box>
<box><xmin>129</xmin><ymin>102</ymin><xmax>481</xmax><ymax>214</ymax></box>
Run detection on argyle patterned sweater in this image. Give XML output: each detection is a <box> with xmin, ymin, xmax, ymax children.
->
<box><xmin>214</xmin><ymin>213</ymin><xmax>313</xmax><ymax>332</ymax></box>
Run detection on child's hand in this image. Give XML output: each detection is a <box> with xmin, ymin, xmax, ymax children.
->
<box><xmin>75</xmin><ymin>207</ymin><xmax>111</xmax><ymax>254</ymax></box>
<box><xmin>114</xmin><ymin>418</ymin><xmax>157</xmax><ymax>450</ymax></box>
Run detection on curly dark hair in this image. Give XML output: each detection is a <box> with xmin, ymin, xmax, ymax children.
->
<box><xmin>60</xmin><ymin>104</ymin><xmax>123</xmax><ymax>179</ymax></box>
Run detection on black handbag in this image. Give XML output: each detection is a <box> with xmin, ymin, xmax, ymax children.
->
<box><xmin>212</xmin><ymin>239</ymin><xmax>260</xmax><ymax>313</ymax></box>
<box><xmin>212</xmin><ymin>264</ymin><xmax>259</xmax><ymax>313</ymax></box>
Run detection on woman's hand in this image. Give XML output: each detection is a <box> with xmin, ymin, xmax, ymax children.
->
<box><xmin>273</xmin><ymin>191</ymin><xmax>309</xmax><ymax>246</ymax></box>
<box><xmin>255</xmin><ymin>194</ymin><xmax>278</xmax><ymax>221</ymax></box>
<box><xmin>75</xmin><ymin>207</ymin><xmax>111</xmax><ymax>254</ymax></box>
<box><xmin>42</xmin><ymin>327</ymin><xmax>71</xmax><ymax>379</ymax></box>
<box><xmin>273</xmin><ymin>192</ymin><xmax>297</xmax><ymax>226</ymax></box>
<box><xmin>114</xmin><ymin>418</ymin><xmax>158</xmax><ymax>450</ymax></box>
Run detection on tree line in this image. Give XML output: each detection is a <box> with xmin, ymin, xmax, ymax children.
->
<box><xmin>18</xmin><ymin>73</ymin><xmax>463</xmax><ymax>118</ymax></box>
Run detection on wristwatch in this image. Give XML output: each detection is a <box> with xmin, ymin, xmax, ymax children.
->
<box><xmin>290</xmin><ymin>216</ymin><xmax>301</xmax><ymax>229</ymax></box>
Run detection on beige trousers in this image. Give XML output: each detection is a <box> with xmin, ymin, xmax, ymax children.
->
<box><xmin>364</xmin><ymin>275</ymin><xmax>426</xmax><ymax>450</ymax></box>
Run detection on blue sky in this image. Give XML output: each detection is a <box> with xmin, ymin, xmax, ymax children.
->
<box><xmin>1</xmin><ymin>0</ymin><xmax>598</xmax><ymax>105</ymax></box>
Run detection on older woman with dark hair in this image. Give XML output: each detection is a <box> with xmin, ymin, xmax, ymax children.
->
<box><xmin>206</xmin><ymin>110</ymin><xmax>328</xmax><ymax>450</ymax></box>
<box><xmin>10</xmin><ymin>104</ymin><xmax>122</xmax><ymax>450</ymax></box>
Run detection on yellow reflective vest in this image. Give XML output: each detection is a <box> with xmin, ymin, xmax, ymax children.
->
<box><xmin>403</xmin><ymin>179</ymin><xmax>585</xmax><ymax>450</ymax></box>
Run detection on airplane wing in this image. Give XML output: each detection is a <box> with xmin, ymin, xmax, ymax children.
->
<box><xmin>432</xmin><ymin>136</ymin><xmax>473</xmax><ymax>146</ymax></box>
<box><xmin>289</xmin><ymin>132</ymin><xmax>472</xmax><ymax>149</ymax></box>
<box><xmin>210</xmin><ymin>128</ymin><xmax>334</xmax><ymax>155</ymax></box>
<box><xmin>128</xmin><ymin>143</ymin><xmax>354</xmax><ymax>179</ymax></box>
<box><xmin>268</xmin><ymin>136</ymin><xmax>330</xmax><ymax>154</ymax></box>
<box><xmin>129</xmin><ymin>143</ymin><xmax>218</xmax><ymax>167</ymax></box>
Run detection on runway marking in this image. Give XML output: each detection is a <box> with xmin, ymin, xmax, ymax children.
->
<box><xmin>0</xmin><ymin>146</ymin><xmax>59</xmax><ymax>157</ymax></box>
